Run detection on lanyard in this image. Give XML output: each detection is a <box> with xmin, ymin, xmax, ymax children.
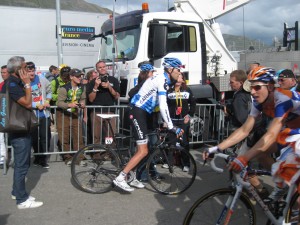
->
<box><xmin>175</xmin><ymin>90</ymin><xmax>182</xmax><ymax>107</ymax></box>
<box><xmin>71</xmin><ymin>87</ymin><xmax>78</xmax><ymax>103</ymax></box>
<box><xmin>175</xmin><ymin>89</ymin><xmax>182</xmax><ymax>115</ymax></box>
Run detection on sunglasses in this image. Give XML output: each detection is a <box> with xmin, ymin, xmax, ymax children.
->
<box><xmin>250</xmin><ymin>84</ymin><xmax>268</xmax><ymax>91</ymax></box>
<box><xmin>61</xmin><ymin>67</ymin><xmax>71</xmax><ymax>72</ymax></box>
<box><xmin>26</xmin><ymin>65</ymin><xmax>35</xmax><ymax>70</ymax></box>
<box><xmin>278</xmin><ymin>78</ymin><xmax>286</xmax><ymax>82</ymax></box>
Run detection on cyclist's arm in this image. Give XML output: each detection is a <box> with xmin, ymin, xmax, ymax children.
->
<box><xmin>218</xmin><ymin>115</ymin><xmax>255</xmax><ymax>150</ymax></box>
<box><xmin>243</xmin><ymin>115</ymin><xmax>284</xmax><ymax>162</ymax></box>
<box><xmin>158</xmin><ymin>93</ymin><xmax>173</xmax><ymax>129</ymax></box>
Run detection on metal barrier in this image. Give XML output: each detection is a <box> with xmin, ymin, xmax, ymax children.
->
<box><xmin>189</xmin><ymin>104</ymin><xmax>226</xmax><ymax>144</ymax></box>
<box><xmin>3</xmin><ymin>104</ymin><xmax>226</xmax><ymax>167</ymax></box>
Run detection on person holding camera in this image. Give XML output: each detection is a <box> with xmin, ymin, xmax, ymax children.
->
<box><xmin>56</xmin><ymin>69</ymin><xmax>86</xmax><ymax>166</ymax></box>
<box><xmin>87</xmin><ymin>60</ymin><xmax>120</xmax><ymax>145</ymax></box>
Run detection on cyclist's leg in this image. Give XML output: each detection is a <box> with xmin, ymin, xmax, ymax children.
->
<box><xmin>113</xmin><ymin>107</ymin><xmax>149</xmax><ymax>191</ymax></box>
<box><xmin>238</xmin><ymin>140</ymin><xmax>270</xmax><ymax>198</ymax></box>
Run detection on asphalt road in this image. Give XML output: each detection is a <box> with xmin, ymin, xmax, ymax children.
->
<box><xmin>0</xmin><ymin>149</ymin><xmax>272</xmax><ymax>225</ymax></box>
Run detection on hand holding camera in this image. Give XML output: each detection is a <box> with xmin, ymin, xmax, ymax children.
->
<box><xmin>76</xmin><ymin>103</ymin><xmax>85</xmax><ymax>109</ymax></box>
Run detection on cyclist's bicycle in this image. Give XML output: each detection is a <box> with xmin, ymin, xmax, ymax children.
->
<box><xmin>71</xmin><ymin>114</ymin><xmax>197</xmax><ymax>195</ymax></box>
<box><xmin>183</xmin><ymin>153</ymin><xmax>300</xmax><ymax>225</ymax></box>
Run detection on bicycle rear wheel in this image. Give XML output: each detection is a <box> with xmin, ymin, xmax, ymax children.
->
<box><xmin>71</xmin><ymin>144</ymin><xmax>121</xmax><ymax>194</ymax></box>
<box><xmin>286</xmin><ymin>191</ymin><xmax>300</xmax><ymax>224</ymax></box>
<box><xmin>146</xmin><ymin>147</ymin><xmax>196</xmax><ymax>195</ymax></box>
<box><xmin>183</xmin><ymin>188</ymin><xmax>256</xmax><ymax>225</ymax></box>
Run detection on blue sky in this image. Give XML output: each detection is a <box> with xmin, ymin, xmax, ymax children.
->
<box><xmin>86</xmin><ymin>0</ymin><xmax>300</xmax><ymax>45</ymax></box>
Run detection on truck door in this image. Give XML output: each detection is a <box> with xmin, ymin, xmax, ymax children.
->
<box><xmin>148</xmin><ymin>21</ymin><xmax>206</xmax><ymax>86</ymax></box>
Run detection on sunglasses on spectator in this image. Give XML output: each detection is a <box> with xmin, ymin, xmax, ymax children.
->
<box><xmin>278</xmin><ymin>78</ymin><xmax>286</xmax><ymax>82</ymax></box>
<box><xmin>61</xmin><ymin>67</ymin><xmax>71</xmax><ymax>72</ymax></box>
<box><xmin>250</xmin><ymin>84</ymin><xmax>268</xmax><ymax>91</ymax></box>
<box><xmin>26</xmin><ymin>65</ymin><xmax>35</xmax><ymax>70</ymax></box>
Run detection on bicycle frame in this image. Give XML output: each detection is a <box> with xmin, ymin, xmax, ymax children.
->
<box><xmin>211</xmin><ymin>153</ymin><xmax>300</xmax><ymax>225</ymax></box>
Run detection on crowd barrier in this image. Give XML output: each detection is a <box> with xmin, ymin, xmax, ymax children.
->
<box><xmin>2</xmin><ymin>104</ymin><xmax>227</xmax><ymax>174</ymax></box>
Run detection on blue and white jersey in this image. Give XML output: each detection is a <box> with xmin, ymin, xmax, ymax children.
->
<box><xmin>131</xmin><ymin>72</ymin><xmax>174</xmax><ymax>129</ymax></box>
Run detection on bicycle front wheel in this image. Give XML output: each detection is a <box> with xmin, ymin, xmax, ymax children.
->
<box><xmin>183</xmin><ymin>188</ymin><xmax>256</xmax><ymax>225</ymax></box>
<box><xmin>71</xmin><ymin>144</ymin><xmax>121</xmax><ymax>194</ymax></box>
<box><xmin>146</xmin><ymin>147</ymin><xmax>196</xmax><ymax>195</ymax></box>
<box><xmin>286</xmin><ymin>191</ymin><xmax>300</xmax><ymax>224</ymax></box>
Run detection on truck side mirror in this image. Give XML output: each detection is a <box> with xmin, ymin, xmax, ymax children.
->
<box><xmin>148</xmin><ymin>24</ymin><xmax>167</xmax><ymax>59</ymax></box>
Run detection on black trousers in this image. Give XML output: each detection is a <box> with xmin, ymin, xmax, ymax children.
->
<box><xmin>31</xmin><ymin>117</ymin><xmax>51</xmax><ymax>164</ymax></box>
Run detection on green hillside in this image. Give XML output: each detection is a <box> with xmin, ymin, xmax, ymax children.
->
<box><xmin>0</xmin><ymin>0</ymin><xmax>112</xmax><ymax>13</ymax></box>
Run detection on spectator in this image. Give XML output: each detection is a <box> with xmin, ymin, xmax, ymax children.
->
<box><xmin>45</xmin><ymin>65</ymin><xmax>59</xmax><ymax>82</ymax></box>
<box><xmin>56</xmin><ymin>68</ymin><xmax>86</xmax><ymax>166</ymax></box>
<box><xmin>3</xmin><ymin>56</ymin><xmax>43</xmax><ymax>209</ymax></box>
<box><xmin>0</xmin><ymin>65</ymin><xmax>9</xmax><ymax>84</ymax></box>
<box><xmin>86</xmin><ymin>69</ymin><xmax>98</xmax><ymax>82</ymax></box>
<box><xmin>247</xmin><ymin>61</ymin><xmax>260</xmax><ymax>74</ymax></box>
<box><xmin>50</xmin><ymin>65</ymin><xmax>71</xmax><ymax>152</ymax></box>
<box><xmin>0</xmin><ymin>65</ymin><xmax>9</xmax><ymax>169</ymax></box>
<box><xmin>50</xmin><ymin>66</ymin><xmax>71</xmax><ymax>106</ymax></box>
<box><xmin>277</xmin><ymin>69</ymin><xmax>298</xmax><ymax>91</ymax></box>
<box><xmin>87</xmin><ymin>60</ymin><xmax>120</xmax><ymax>144</ymax></box>
<box><xmin>83</xmin><ymin>69</ymin><xmax>98</xmax><ymax>144</ymax></box>
<box><xmin>26</xmin><ymin>62</ymin><xmax>52</xmax><ymax>169</ymax></box>
<box><xmin>226</xmin><ymin>70</ymin><xmax>251</xmax><ymax>127</ymax></box>
<box><xmin>167</xmin><ymin>73</ymin><xmax>196</xmax><ymax>172</ymax></box>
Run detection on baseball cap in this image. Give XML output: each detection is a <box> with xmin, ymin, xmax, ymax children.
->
<box><xmin>70</xmin><ymin>68</ymin><xmax>84</xmax><ymax>77</ymax></box>
<box><xmin>278</xmin><ymin>69</ymin><xmax>296</xmax><ymax>79</ymax></box>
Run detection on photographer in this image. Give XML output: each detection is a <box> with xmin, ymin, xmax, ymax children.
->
<box><xmin>87</xmin><ymin>60</ymin><xmax>120</xmax><ymax>145</ymax></box>
<box><xmin>56</xmin><ymin>69</ymin><xmax>86</xmax><ymax>166</ymax></box>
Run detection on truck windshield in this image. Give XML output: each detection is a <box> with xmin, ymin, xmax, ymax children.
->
<box><xmin>100</xmin><ymin>27</ymin><xmax>141</xmax><ymax>61</ymax></box>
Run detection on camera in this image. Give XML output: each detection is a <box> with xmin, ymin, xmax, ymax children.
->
<box><xmin>100</xmin><ymin>75</ymin><xmax>108</xmax><ymax>83</ymax></box>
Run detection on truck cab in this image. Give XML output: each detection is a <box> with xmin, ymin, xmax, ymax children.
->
<box><xmin>95</xmin><ymin>1</ymin><xmax>249</xmax><ymax>102</ymax></box>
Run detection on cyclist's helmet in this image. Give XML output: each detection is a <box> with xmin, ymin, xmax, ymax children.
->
<box><xmin>247</xmin><ymin>66</ymin><xmax>276</xmax><ymax>82</ymax></box>
<box><xmin>140</xmin><ymin>63</ymin><xmax>155</xmax><ymax>72</ymax></box>
<box><xmin>162</xmin><ymin>57</ymin><xmax>184</xmax><ymax>69</ymax></box>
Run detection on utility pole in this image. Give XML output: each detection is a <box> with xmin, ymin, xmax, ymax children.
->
<box><xmin>56</xmin><ymin>0</ymin><xmax>63</xmax><ymax>66</ymax></box>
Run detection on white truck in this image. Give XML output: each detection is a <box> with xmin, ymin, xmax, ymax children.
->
<box><xmin>0</xmin><ymin>6</ymin><xmax>108</xmax><ymax>76</ymax></box>
<box><xmin>90</xmin><ymin>0</ymin><xmax>250</xmax><ymax>103</ymax></box>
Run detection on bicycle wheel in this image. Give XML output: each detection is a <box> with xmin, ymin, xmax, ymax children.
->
<box><xmin>286</xmin><ymin>191</ymin><xmax>300</xmax><ymax>223</ymax></box>
<box><xmin>146</xmin><ymin>147</ymin><xmax>196</xmax><ymax>195</ymax></box>
<box><xmin>71</xmin><ymin>144</ymin><xmax>121</xmax><ymax>194</ymax></box>
<box><xmin>183</xmin><ymin>188</ymin><xmax>256</xmax><ymax>225</ymax></box>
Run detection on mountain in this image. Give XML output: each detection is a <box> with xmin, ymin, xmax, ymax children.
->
<box><xmin>0</xmin><ymin>0</ymin><xmax>112</xmax><ymax>13</ymax></box>
<box><xmin>223</xmin><ymin>34</ymin><xmax>272</xmax><ymax>51</ymax></box>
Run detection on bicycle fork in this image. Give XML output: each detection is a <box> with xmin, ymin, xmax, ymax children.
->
<box><xmin>217</xmin><ymin>184</ymin><xmax>243</xmax><ymax>225</ymax></box>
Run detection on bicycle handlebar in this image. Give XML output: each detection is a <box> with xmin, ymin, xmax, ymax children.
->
<box><xmin>210</xmin><ymin>153</ymin><xmax>251</xmax><ymax>188</ymax></box>
<box><xmin>210</xmin><ymin>153</ymin><xmax>229</xmax><ymax>173</ymax></box>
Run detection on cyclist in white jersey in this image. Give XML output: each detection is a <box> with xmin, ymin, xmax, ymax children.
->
<box><xmin>113</xmin><ymin>58</ymin><xmax>184</xmax><ymax>192</ymax></box>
